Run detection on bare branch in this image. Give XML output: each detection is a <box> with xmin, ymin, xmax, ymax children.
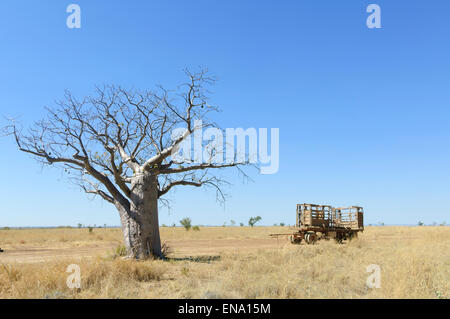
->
<box><xmin>161</xmin><ymin>162</ymin><xmax>246</xmax><ymax>174</ymax></box>
<box><xmin>3</xmin><ymin>69</ymin><xmax>250</xmax><ymax>210</ymax></box>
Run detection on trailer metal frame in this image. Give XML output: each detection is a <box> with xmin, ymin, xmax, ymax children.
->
<box><xmin>271</xmin><ymin>203</ymin><xmax>364</xmax><ymax>244</ymax></box>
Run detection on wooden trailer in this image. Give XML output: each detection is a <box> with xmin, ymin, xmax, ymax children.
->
<box><xmin>271</xmin><ymin>203</ymin><xmax>364</xmax><ymax>244</ymax></box>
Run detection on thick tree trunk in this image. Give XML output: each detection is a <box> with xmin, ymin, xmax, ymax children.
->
<box><xmin>116</xmin><ymin>172</ymin><xmax>162</xmax><ymax>259</ymax></box>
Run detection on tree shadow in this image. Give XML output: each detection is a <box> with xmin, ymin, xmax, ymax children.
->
<box><xmin>165</xmin><ymin>255</ymin><xmax>221</xmax><ymax>263</ymax></box>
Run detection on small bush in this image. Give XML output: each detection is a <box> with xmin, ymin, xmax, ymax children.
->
<box><xmin>110</xmin><ymin>245</ymin><xmax>128</xmax><ymax>259</ymax></box>
<box><xmin>248</xmin><ymin>216</ymin><xmax>262</xmax><ymax>227</ymax></box>
<box><xmin>180</xmin><ymin>218</ymin><xmax>192</xmax><ymax>231</ymax></box>
<box><xmin>181</xmin><ymin>266</ymin><xmax>190</xmax><ymax>277</ymax></box>
<box><xmin>161</xmin><ymin>242</ymin><xmax>172</xmax><ymax>258</ymax></box>
<box><xmin>192</xmin><ymin>226</ymin><xmax>200</xmax><ymax>231</ymax></box>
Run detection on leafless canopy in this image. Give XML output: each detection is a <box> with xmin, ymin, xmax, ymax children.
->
<box><xmin>4</xmin><ymin>70</ymin><xmax>247</xmax><ymax>209</ymax></box>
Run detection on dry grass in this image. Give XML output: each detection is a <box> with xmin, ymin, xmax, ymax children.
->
<box><xmin>0</xmin><ymin>227</ymin><xmax>123</xmax><ymax>248</ymax></box>
<box><xmin>0</xmin><ymin>258</ymin><xmax>166</xmax><ymax>298</ymax></box>
<box><xmin>0</xmin><ymin>226</ymin><xmax>448</xmax><ymax>298</ymax></box>
<box><xmin>0</xmin><ymin>226</ymin><xmax>286</xmax><ymax>246</ymax></box>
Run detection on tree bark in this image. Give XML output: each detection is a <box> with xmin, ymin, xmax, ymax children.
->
<box><xmin>116</xmin><ymin>172</ymin><xmax>162</xmax><ymax>259</ymax></box>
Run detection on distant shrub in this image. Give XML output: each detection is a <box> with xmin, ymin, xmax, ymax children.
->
<box><xmin>280</xmin><ymin>223</ymin><xmax>285</xmax><ymax>227</ymax></box>
<box><xmin>2</xmin><ymin>227</ymin><xmax>10</xmax><ymax>230</ymax></box>
<box><xmin>192</xmin><ymin>226</ymin><xmax>200</xmax><ymax>231</ymax></box>
<box><xmin>418</xmin><ymin>221</ymin><xmax>424</xmax><ymax>226</ymax></box>
<box><xmin>248</xmin><ymin>216</ymin><xmax>262</xmax><ymax>227</ymax></box>
<box><xmin>240</xmin><ymin>223</ymin><xmax>244</xmax><ymax>227</ymax></box>
<box><xmin>180</xmin><ymin>218</ymin><xmax>192</xmax><ymax>231</ymax></box>
<box><xmin>88</xmin><ymin>226</ymin><xmax>94</xmax><ymax>233</ymax></box>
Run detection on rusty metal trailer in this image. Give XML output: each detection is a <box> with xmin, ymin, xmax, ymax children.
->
<box><xmin>272</xmin><ymin>203</ymin><xmax>364</xmax><ymax>244</ymax></box>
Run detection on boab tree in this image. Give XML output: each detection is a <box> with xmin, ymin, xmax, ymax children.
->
<box><xmin>4</xmin><ymin>70</ymin><xmax>246</xmax><ymax>259</ymax></box>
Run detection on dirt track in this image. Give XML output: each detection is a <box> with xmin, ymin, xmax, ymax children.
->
<box><xmin>0</xmin><ymin>238</ymin><xmax>285</xmax><ymax>264</ymax></box>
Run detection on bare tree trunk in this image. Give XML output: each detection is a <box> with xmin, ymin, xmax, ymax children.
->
<box><xmin>116</xmin><ymin>172</ymin><xmax>162</xmax><ymax>259</ymax></box>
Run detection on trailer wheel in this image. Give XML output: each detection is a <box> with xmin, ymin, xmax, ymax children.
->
<box><xmin>335</xmin><ymin>233</ymin><xmax>344</xmax><ymax>244</ymax></box>
<box><xmin>348</xmin><ymin>232</ymin><xmax>355</xmax><ymax>241</ymax></box>
<box><xmin>289</xmin><ymin>235</ymin><xmax>295</xmax><ymax>244</ymax></box>
<box><xmin>290</xmin><ymin>235</ymin><xmax>302</xmax><ymax>244</ymax></box>
<box><xmin>348</xmin><ymin>232</ymin><xmax>358</xmax><ymax>241</ymax></box>
<box><xmin>305</xmin><ymin>232</ymin><xmax>317</xmax><ymax>245</ymax></box>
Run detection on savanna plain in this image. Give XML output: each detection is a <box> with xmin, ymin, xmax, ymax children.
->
<box><xmin>0</xmin><ymin>226</ymin><xmax>448</xmax><ymax>299</ymax></box>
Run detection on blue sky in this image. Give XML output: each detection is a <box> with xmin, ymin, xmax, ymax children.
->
<box><xmin>0</xmin><ymin>0</ymin><xmax>449</xmax><ymax>227</ymax></box>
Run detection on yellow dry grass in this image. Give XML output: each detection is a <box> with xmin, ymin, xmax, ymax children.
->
<box><xmin>0</xmin><ymin>227</ymin><xmax>123</xmax><ymax>247</ymax></box>
<box><xmin>0</xmin><ymin>226</ymin><xmax>448</xmax><ymax>299</ymax></box>
<box><xmin>0</xmin><ymin>226</ymin><xmax>285</xmax><ymax>246</ymax></box>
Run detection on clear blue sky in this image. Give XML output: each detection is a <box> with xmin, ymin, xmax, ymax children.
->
<box><xmin>0</xmin><ymin>0</ymin><xmax>449</xmax><ymax>227</ymax></box>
